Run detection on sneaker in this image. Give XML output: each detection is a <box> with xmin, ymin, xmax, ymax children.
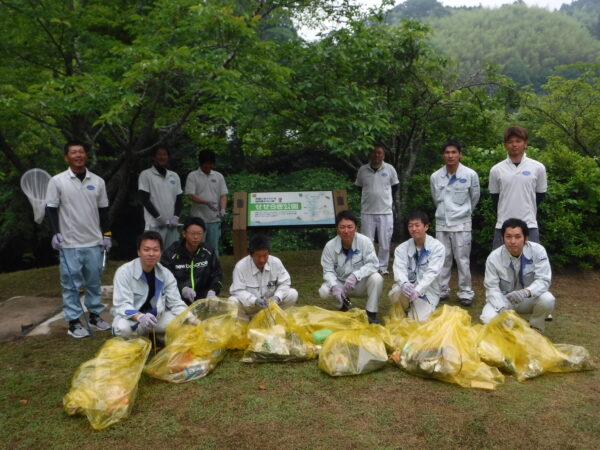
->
<box><xmin>89</xmin><ymin>313</ymin><xmax>111</xmax><ymax>331</ymax></box>
<box><xmin>367</xmin><ymin>311</ymin><xmax>379</xmax><ymax>324</ymax></box>
<box><xmin>379</xmin><ymin>269</ymin><xmax>389</xmax><ymax>275</ymax></box>
<box><xmin>439</xmin><ymin>294</ymin><xmax>449</xmax><ymax>302</ymax></box>
<box><xmin>68</xmin><ymin>320</ymin><xmax>90</xmax><ymax>339</ymax></box>
<box><xmin>545</xmin><ymin>314</ymin><xmax>553</xmax><ymax>322</ymax></box>
<box><xmin>459</xmin><ymin>298</ymin><xmax>473</xmax><ymax>307</ymax></box>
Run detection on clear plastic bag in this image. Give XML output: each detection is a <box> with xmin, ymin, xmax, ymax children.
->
<box><xmin>318</xmin><ymin>326</ymin><xmax>388</xmax><ymax>376</ymax></box>
<box><xmin>391</xmin><ymin>305</ymin><xmax>504</xmax><ymax>390</ymax></box>
<box><xmin>477</xmin><ymin>310</ymin><xmax>596</xmax><ymax>381</ymax></box>
<box><xmin>63</xmin><ymin>337</ymin><xmax>151</xmax><ymax>430</ymax></box>
<box><xmin>286</xmin><ymin>305</ymin><xmax>369</xmax><ymax>334</ymax></box>
<box><xmin>242</xmin><ymin>302</ymin><xmax>317</xmax><ymax>363</ymax></box>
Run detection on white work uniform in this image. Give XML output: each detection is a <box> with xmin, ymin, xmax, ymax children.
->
<box><xmin>355</xmin><ymin>162</ymin><xmax>399</xmax><ymax>271</ymax></box>
<box><xmin>46</xmin><ymin>169</ymin><xmax>108</xmax><ymax>248</ymax></box>
<box><xmin>480</xmin><ymin>241</ymin><xmax>555</xmax><ymax>331</ymax></box>
<box><xmin>430</xmin><ymin>163</ymin><xmax>480</xmax><ymax>300</ymax></box>
<box><xmin>184</xmin><ymin>169</ymin><xmax>228</xmax><ymax>223</ymax></box>
<box><xmin>45</xmin><ymin>169</ymin><xmax>108</xmax><ymax>322</ymax></box>
<box><xmin>489</xmin><ymin>154</ymin><xmax>547</xmax><ymax>229</ymax></box>
<box><xmin>229</xmin><ymin>255</ymin><xmax>298</xmax><ymax>320</ymax></box>
<box><xmin>111</xmin><ymin>258</ymin><xmax>188</xmax><ymax>337</ymax></box>
<box><xmin>389</xmin><ymin>234</ymin><xmax>445</xmax><ymax>321</ymax></box>
<box><xmin>319</xmin><ymin>233</ymin><xmax>383</xmax><ymax>312</ymax></box>
<box><xmin>138</xmin><ymin>166</ymin><xmax>182</xmax><ymax>249</ymax></box>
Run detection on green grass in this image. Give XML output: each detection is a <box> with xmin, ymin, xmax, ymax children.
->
<box><xmin>1</xmin><ymin>250</ymin><xmax>599</xmax><ymax>449</ymax></box>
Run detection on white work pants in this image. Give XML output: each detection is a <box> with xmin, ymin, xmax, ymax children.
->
<box><xmin>388</xmin><ymin>285</ymin><xmax>438</xmax><ymax>321</ymax></box>
<box><xmin>361</xmin><ymin>214</ymin><xmax>393</xmax><ymax>271</ymax></box>
<box><xmin>436</xmin><ymin>230</ymin><xmax>474</xmax><ymax>300</ymax></box>
<box><xmin>480</xmin><ymin>291</ymin><xmax>555</xmax><ymax>331</ymax></box>
<box><xmin>319</xmin><ymin>273</ymin><xmax>383</xmax><ymax>313</ymax></box>
<box><xmin>230</xmin><ymin>289</ymin><xmax>298</xmax><ymax>321</ymax></box>
<box><xmin>112</xmin><ymin>310</ymin><xmax>177</xmax><ymax>338</ymax></box>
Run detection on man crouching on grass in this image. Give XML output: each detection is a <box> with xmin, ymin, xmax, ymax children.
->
<box><xmin>111</xmin><ymin>231</ymin><xmax>187</xmax><ymax>338</ymax></box>
<box><xmin>480</xmin><ymin>218</ymin><xmax>555</xmax><ymax>332</ymax></box>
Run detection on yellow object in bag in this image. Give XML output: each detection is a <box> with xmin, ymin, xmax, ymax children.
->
<box><xmin>391</xmin><ymin>305</ymin><xmax>504</xmax><ymax>390</ymax></box>
<box><xmin>477</xmin><ymin>310</ymin><xmax>596</xmax><ymax>381</ymax></box>
<box><xmin>63</xmin><ymin>337</ymin><xmax>151</xmax><ymax>430</ymax></box>
<box><xmin>286</xmin><ymin>305</ymin><xmax>369</xmax><ymax>334</ymax></box>
<box><xmin>318</xmin><ymin>325</ymin><xmax>388</xmax><ymax>376</ymax></box>
<box><xmin>145</xmin><ymin>313</ymin><xmax>233</xmax><ymax>383</ymax></box>
<box><xmin>242</xmin><ymin>301</ymin><xmax>317</xmax><ymax>362</ymax></box>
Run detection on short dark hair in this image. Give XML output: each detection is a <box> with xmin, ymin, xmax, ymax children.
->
<box><xmin>504</xmin><ymin>126</ymin><xmax>528</xmax><ymax>142</ymax></box>
<box><xmin>501</xmin><ymin>218</ymin><xmax>529</xmax><ymax>238</ymax></box>
<box><xmin>441</xmin><ymin>139</ymin><xmax>462</xmax><ymax>153</ymax></box>
<box><xmin>249</xmin><ymin>234</ymin><xmax>270</xmax><ymax>254</ymax></box>
<box><xmin>64</xmin><ymin>140</ymin><xmax>87</xmax><ymax>155</ymax></box>
<box><xmin>198</xmin><ymin>149</ymin><xmax>216</xmax><ymax>165</ymax></box>
<box><xmin>152</xmin><ymin>146</ymin><xmax>170</xmax><ymax>157</ymax></box>
<box><xmin>372</xmin><ymin>143</ymin><xmax>385</xmax><ymax>151</ymax></box>
<box><xmin>335</xmin><ymin>210</ymin><xmax>358</xmax><ymax>227</ymax></box>
<box><xmin>137</xmin><ymin>230</ymin><xmax>163</xmax><ymax>251</ymax></box>
<box><xmin>183</xmin><ymin>216</ymin><xmax>206</xmax><ymax>232</ymax></box>
<box><xmin>407</xmin><ymin>210</ymin><xmax>430</xmax><ymax>226</ymax></box>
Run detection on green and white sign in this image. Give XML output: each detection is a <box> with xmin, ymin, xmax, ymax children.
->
<box><xmin>247</xmin><ymin>191</ymin><xmax>336</xmax><ymax>227</ymax></box>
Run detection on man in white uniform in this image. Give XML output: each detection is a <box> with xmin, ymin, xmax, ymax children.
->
<box><xmin>45</xmin><ymin>141</ymin><xmax>112</xmax><ymax>338</ymax></box>
<box><xmin>430</xmin><ymin>140</ymin><xmax>480</xmax><ymax>306</ymax></box>
<box><xmin>489</xmin><ymin>126</ymin><xmax>547</xmax><ymax>249</ymax></box>
<box><xmin>185</xmin><ymin>149</ymin><xmax>228</xmax><ymax>256</ymax></box>
<box><xmin>229</xmin><ymin>234</ymin><xmax>298</xmax><ymax>320</ymax></box>
<box><xmin>138</xmin><ymin>146</ymin><xmax>182</xmax><ymax>250</ymax></box>
<box><xmin>111</xmin><ymin>231</ymin><xmax>188</xmax><ymax>338</ymax></box>
<box><xmin>480</xmin><ymin>218</ymin><xmax>555</xmax><ymax>332</ymax></box>
<box><xmin>319</xmin><ymin>210</ymin><xmax>383</xmax><ymax>324</ymax></box>
<box><xmin>389</xmin><ymin>211</ymin><xmax>445</xmax><ymax>321</ymax></box>
<box><xmin>355</xmin><ymin>144</ymin><xmax>399</xmax><ymax>274</ymax></box>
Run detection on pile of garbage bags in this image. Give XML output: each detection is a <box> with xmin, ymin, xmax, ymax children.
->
<box><xmin>64</xmin><ymin>300</ymin><xmax>595</xmax><ymax>430</ymax></box>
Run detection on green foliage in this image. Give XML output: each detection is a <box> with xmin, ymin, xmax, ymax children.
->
<box><xmin>560</xmin><ymin>0</ymin><xmax>600</xmax><ymax>39</ymax></box>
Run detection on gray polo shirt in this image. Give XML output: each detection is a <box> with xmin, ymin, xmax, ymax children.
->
<box><xmin>355</xmin><ymin>162</ymin><xmax>399</xmax><ymax>215</ymax></box>
<box><xmin>138</xmin><ymin>166</ymin><xmax>182</xmax><ymax>226</ymax></box>
<box><xmin>489</xmin><ymin>155</ymin><xmax>547</xmax><ymax>229</ymax></box>
<box><xmin>184</xmin><ymin>169</ymin><xmax>228</xmax><ymax>223</ymax></box>
<box><xmin>45</xmin><ymin>168</ymin><xmax>108</xmax><ymax>248</ymax></box>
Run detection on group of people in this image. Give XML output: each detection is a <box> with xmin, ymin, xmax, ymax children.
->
<box><xmin>45</xmin><ymin>124</ymin><xmax>555</xmax><ymax>340</ymax></box>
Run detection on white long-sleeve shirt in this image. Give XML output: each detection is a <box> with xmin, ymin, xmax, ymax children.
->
<box><xmin>229</xmin><ymin>255</ymin><xmax>293</xmax><ymax>307</ymax></box>
<box><xmin>430</xmin><ymin>163</ymin><xmax>480</xmax><ymax>229</ymax></box>
<box><xmin>321</xmin><ymin>233</ymin><xmax>379</xmax><ymax>290</ymax></box>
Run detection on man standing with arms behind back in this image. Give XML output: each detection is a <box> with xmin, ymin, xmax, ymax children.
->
<box><xmin>45</xmin><ymin>141</ymin><xmax>112</xmax><ymax>338</ymax></box>
<box><xmin>430</xmin><ymin>140</ymin><xmax>480</xmax><ymax>306</ymax></box>
<box><xmin>489</xmin><ymin>126</ymin><xmax>547</xmax><ymax>250</ymax></box>
<box><xmin>138</xmin><ymin>146</ymin><xmax>183</xmax><ymax>250</ymax></box>
<box><xmin>355</xmin><ymin>144</ymin><xmax>399</xmax><ymax>275</ymax></box>
<box><xmin>185</xmin><ymin>149</ymin><xmax>228</xmax><ymax>256</ymax></box>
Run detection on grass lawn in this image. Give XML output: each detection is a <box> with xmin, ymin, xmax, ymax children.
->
<box><xmin>1</xmin><ymin>250</ymin><xmax>599</xmax><ymax>449</ymax></box>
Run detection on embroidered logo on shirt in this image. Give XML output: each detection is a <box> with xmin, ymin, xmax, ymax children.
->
<box><xmin>381</xmin><ymin>172</ymin><xmax>388</xmax><ymax>177</ymax></box>
<box><xmin>86</xmin><ymin>185</ymin><xmax>95</xmax><ymax>191</ymax></box>
<box><xmin>522</xmin><ymin>171</ymin><xmax>531</xmax><ymax>176</ymax></box>
<box><xmin>211</xmin><ymin>179</ymin><xmax>217</xmax><ymax>183</ymax></box>
<box><xmin>170</xmin><ymin>179</ymin><xmax>176</xmax><ymax>184</ymax></box>
<box><xmin>459</xmin><ymin>178</ymin><xmax>467</xmax><ymax>183</ymax></box>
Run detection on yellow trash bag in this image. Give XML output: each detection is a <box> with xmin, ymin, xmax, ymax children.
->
<box><xmin>318</xmin><ymin>325</ymin><xmax>388</xmax><ymax>376</ymax></box>
<box><xmin>385</xmin><ymin>317</ymin><xmax>420</xmax><ymax>352</ymax></box>
<box><xmin>391</xmin><ymin>305</ymin><xmax>504</xmax><ymax>390</ymax></box>
<box><xmin>63</xmin><ymin>337</ymin><xmax>151</xmax><ymax>430</ymax></box>
<box><xmin>383</xmin><ymin>302</ymin><xmax>407</xmax><ymax>325</ymax></box>
<box><xmin>145</xmin><ymin>312</ymin><xmax>234</xmax><ymax>383</ymax></box>
<box><xmin>242</xmin><ymin>301</ymin><xmax>317</xmax><ymax>362</ymax></box>
<box><xmin>477</xmin><ymin>310</ymin><xmax>596</xmax><ymax>381</ymax></box>
<box><xmin>286</xmin><ymin>305</ymin><xmax>369</xmax><ymax>334</ymax></box>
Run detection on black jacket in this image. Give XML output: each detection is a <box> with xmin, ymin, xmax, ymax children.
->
<box><xmin>160</xmin><ymin>239</ymin><xmax>223</xmax><ymax>305</ymax></box>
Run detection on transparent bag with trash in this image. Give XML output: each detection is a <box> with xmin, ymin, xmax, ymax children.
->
<box><xmin>63</xmin><ymin>337</ymin><xmax>151</xmax><ymax>430</ymax></box>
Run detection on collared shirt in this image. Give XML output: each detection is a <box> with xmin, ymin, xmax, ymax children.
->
<box><xmin>488</xmin><ymin>154</ymin><xmax>547</xmax><ymax>228</ymax></box>
<box><xmin>484</xmin><ymin>241</ymin><xmax>552</xmax><ymax>310</ymax></box>
<box><xmin>355</xmin><ymin>162</ymin><xmax>399</xmax><ymax>215</ymax></box>
<box><xmin>392</xmin><ymin>234</ymin><xmax>445</xmax><ymax>301</ymax></box>
<box><xmin>184</xmin><ymin>169</ymin><xmax>228</xmax><ymax>223</ymax></box>
<box><xmin>321</xmin><ymin>232</ymin><xmax>379</xmax><ymax>289</ymax></box>
<box><xmin>138</xmin><ymin>166</ymin><xmax>182</xmax><ymax>226</ymax></box>
<box><xmin>430</xmin><ymin>163</ymin><xmax>480</xmax><ymax>229</ymax></box>
<box><xmin>111</xmin><ymin>258</ymin><xmax>187</xmax><ymax>320</ymax></box>
<box><xmin>229</xmin><ymin>255</ymin><xmax>293</xmax><ymax>307</ymax></box>
<box><xmin>45</xmin><ymin>168</ymin><xmax>108</xmax><ymax>248</ymax></box>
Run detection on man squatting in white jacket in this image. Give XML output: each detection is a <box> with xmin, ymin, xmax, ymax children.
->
<box><xmin>480</xmin><ymin>218</ymin><xmax>555</xmax><ymax>332</ymax></box>
<box><xmin>430</xmin><ymin>139</ymin><xmax>480</xmax><ymax>306</ymax></box>
<box><xmin>389</xmin><ymin>211</ymin><xmax>445</xmax><ymax>321</ymax></box>
<box><xmin>111</xmin><ymin>231</ymin><xmax>188</xmax><ymax>338</ymax></box>
<box><xmin>319</xmin><ymin>210</ymin><xmax>383</xmax><ymax>324</ymax></box>
<box><xmin>229</xmin><ymin>234</ymin><xmax>298</xmax><ymax>320</ymax></box>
